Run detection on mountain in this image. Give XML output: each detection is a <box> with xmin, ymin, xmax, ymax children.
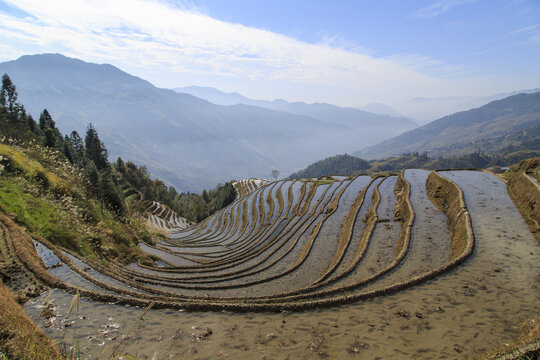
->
<box><xmin>287</xmin><ymin>154</ymin><xmax>370</xmax><ymax>179</ymax></box>
<box><xmin>358</xmin><ymin>103</ymin><xmax>404</xmax><ymax>118</ymax></box>
<box><xmin>174</xmin><ymin>86</ymin><xmax>257</xmax><ymax>107</ymax></box>
<box><xmin>0</xmin><ymin>54</ymin><xmax>417</xmax><ymax>192</ymax></box>
<box><xmin>175</xmin><ymin>86</ymin><xmax>418</xmax><ymax>130</ymax></box>
<box><xmin>400</xmin><ymin>89</ymin><xmax>540</xmax><ymax>124</ymax></box>
<box><xmin>354</xmin><ymin>92</ymin><xmax>540</xmax><ymax>160</ymax></box>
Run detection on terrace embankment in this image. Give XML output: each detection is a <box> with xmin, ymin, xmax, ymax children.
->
<box><xmin>0</xmin><ymin>213</ymin><xmax>61</xmax><ymax>359</ymax></box>
<box><xmin>426</xmin><ymin>171</ymin><xmax>472</xmax><ymax>259</ymax></box>
<box><xmin>504</xmin><ymin>157</ymin><xmax>540</xmax><ymax>244</ymax></box>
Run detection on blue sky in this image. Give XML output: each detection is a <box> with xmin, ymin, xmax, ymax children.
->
<box><xmin>0</xmin><ymin>0</ymin><xmax>538</xmax><ymax>116</ymax></box>
<box><xmin>187</xmin><ymin>0</ymin><xmax>539</xmax><ymax>78</ymax></box>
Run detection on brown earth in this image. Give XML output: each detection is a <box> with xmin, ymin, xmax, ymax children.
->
<box><xmin>505</xmin><ymin>157</ymin><xmax>540</xmax><ymax>244</ymax></box>
<box><xmin>426</xmin><ymin>172</ymin><xmax>471</xmax><ymax>259</ymax></box>
<box><xmin>0</xmin><ymin>213</ymin><xmax>61</xmax><ymax>359</ymax></box>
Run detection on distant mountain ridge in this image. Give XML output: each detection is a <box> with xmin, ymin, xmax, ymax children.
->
<box><xmin>175</xmin><ymin>86</ymin><xmax>418</xmax><ymax>129</ymax></box>
<box><xmin>357</xmin><ymin>103</ymin><xmax>404</xmax><ymax>118</ymax></box>
<box><xmin>0</xmin><ymin>54</ymin><xmax>416</xmax><ymax>192</ymax></box>
<box><xmin>354</xmin><ymin>92</ymin><xmax>540</xmax><ymax>160</ymax></box>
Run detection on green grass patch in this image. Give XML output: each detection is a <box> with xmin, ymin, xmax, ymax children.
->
<box><xmin>0</xmin><ymin>143</ymin><xmax>75</xmax><ymax>196</ymax></box>
<box><xmin>0</xmin><ymin>178</ymin><xmax>84</xmax><ymax>253</ymax></box>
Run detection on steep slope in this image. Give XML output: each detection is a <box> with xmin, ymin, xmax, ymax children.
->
<box><xmin>1</xmin><ymin>54</ymin><xmax>414</xmax><ymax>192</ymax></box>
<box><xmin>354</xmin><ymin>92</ymin><xmax>540</xmax><ymax>160</ymax></box>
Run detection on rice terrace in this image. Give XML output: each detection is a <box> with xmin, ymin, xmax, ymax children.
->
<box><xmin>6</xmin><ymin>164</ymin><xmax>539</xmax><ymax>358</ymax></box>
<box><xmin>0</xmin><ymin>1</ymin><xmax>540</xmax><ymax>359</ymax></box>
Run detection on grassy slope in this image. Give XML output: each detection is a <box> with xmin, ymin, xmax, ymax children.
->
<box><xmin>0</xmin><ymin>140</ymin><xmax>158</xmax><ymax>359</ymax></box>
<box><xmin>0</xmin><ymin>141</ymin><xmax>152</xmax><ymax>263</ymax></box>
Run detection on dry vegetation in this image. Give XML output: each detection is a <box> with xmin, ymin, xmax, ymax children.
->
<box><xmin>504</xmin><ymin>157</ymin><xmax>540</xmax><ymax>244</ymax></box>
<box><xmin>426</xmin><ymin>172</ymin><xmax>471</xmax><ymax>259</ymax></box>
<box><xmin>0</xmin><ymin>280</ymin><xmax>61</xmax><ymax>360</ymax></box>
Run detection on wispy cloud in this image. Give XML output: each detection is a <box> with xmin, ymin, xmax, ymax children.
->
<box><xmin>521</xmin><ymin>34</ymin><xmax>540</xmax><ymax>45</ymax></box>
<box><xmin>384</xmin><ymin>53</ymin><xmax>473</xmax><ymax>78</ymax></box>
<box><xmin>507</xmin><ymin>24</ymin><xmax>540</xmax><ymax>35</ymax></box>
<box><xmin>0</xmin><ymin>0</ymin><xmax>485</xmax><ymax>106</ymax></box>
<box><xmin>413</xmin><ymin>0</ymin><xmax>476</xmax><ymax>19</ymax></box>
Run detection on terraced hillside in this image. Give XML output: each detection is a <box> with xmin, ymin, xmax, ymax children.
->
<box><xmin>144</xmin><ymin>201</ymin><xmax>193</xmax><ymax>231</ymax></box>
<box><xmin>232</xmin><ymin>178</ymin><xmax>270</xmax><ymax>198</ymax></box>
<box><xmin>12</xmin><ymin>170</ymin><xmax>540</xmax><ymax>358</ymax></box>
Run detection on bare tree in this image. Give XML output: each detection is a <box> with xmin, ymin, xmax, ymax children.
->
<box><xmin>271</xmin><ymin>169</ymin><xmax>280</xmax><ymax>181</ymax></box>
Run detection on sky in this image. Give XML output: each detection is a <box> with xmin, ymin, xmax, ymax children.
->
<box><xmin>0</xmin><ymin>0</ymin><xmax>539</xmax><ymax>116</ymax></box>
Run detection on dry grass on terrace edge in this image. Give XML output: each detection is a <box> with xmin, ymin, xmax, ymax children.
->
<box><xmin>393</xmin><ymin>172</ymin><xmax>414</xmax><ymax>257</ymax></box>
<box><xmin>476</xmin><ymin>317</ymin><xmax>540</xmax><ymax>360</ymax></box>
<box><xmin>0</xmin><ymin>281</ymin><xmax>61</xmax><ymax>360</ymax></box>
<box><xmin>504</xmin><ymin>157</ymin><xmax>540</xmax><ymax>245</ymax></box>
<box><xmin>426</xmin><ymin>172</ymin><xmax>469</xmax><ymax>260</ymax></box>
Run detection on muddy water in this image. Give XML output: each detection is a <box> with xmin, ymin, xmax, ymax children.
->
<box><xmin>304</xmin><ymin>176</ymin><xmax>371</xmax><ymax>272</ymax></box>
<box><xmin>61</xmin><ymin>251</ymin><xmax>149</xmax><ymax>295</ymax></box>
<box><xmin>361</xmin><ymin>169</ymin><xmax>451</xmax><ymax>290</ymax></box>
<box><xmin>332</xmin><ymin>177</ymin><xmax>381</xmax><ymax>276</ymax></box>
<box><xmin>330</xmin><ymin>176</ymin><xmax>400</xmax><ymax>289</ymax></box>
<box><xmin>24</xmin><ymin>171</ymin><xmax>539</xmax><ymax>359</ymax></box>
<box><xmin>33</xmin><ymin>241</ymin><xmax>114</xmax><ymax>295</ymax></box>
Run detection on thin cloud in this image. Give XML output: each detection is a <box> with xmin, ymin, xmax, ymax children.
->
<box><xmin>507</xmin><ymin>24</ymin><xmax>540</xmax><ymax>35</ymax></box>
<box><xmin>490</xmin><ymin>24</ymin><xmax>540</xmax><ymax>42</ymax></box>
<box><xmin>0</xmin><ymin>0</ymin><xmax>485</xmax><ymax>106</ymax></box>
<box><xmin>521</xmin><ymin>34</ymin><xmax>540</xmax><ymax>45</ymax></box>
<box><xmin>413</xmin><ymin>0</ymin><xmax>476</xmax><ymax>19</ymax></box>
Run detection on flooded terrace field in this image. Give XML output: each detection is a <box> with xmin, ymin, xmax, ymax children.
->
<box><xmin>17</xmin><ymin>170</ymin><xmax>539</xmax><ymax>359</ymax></box>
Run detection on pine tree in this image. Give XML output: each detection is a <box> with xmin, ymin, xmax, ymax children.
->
<box><xmin>85</xmin><ymin>124</ymin><xmax>109</xmax><ymax>171</ymax></box>
<box><xmin>0</xmin><ymin>74</ymin><xmax>18</xmax><ymax>118</ymax></box>
<box><xmin>44</xmin><ymin>128</ymin><xmax>57</xmax><ymax>148</ymax></box>
<box><xmin>99</xmin><ymin>170</ymin><xmax>126</xmax><ymax>215</ymax></box>
<box><xmin>62</xmin><ymin>135</ymin><xmax>75</xmax><ymax>163</ymax></box>
<box><xmin>69</xmin><ymin>131</ymin><xmax>86</xmax><ymax>166</ymax></box>
<box><xmin>85</xmin><ymin>160</ymin><xmax>100</xmax><ymax>196</ymax></box>
<box><xmin>26</xmin><ymin>115</ymin><xmax>40</xmax><ymax>135</ymax></box>
<box><xmin>39</xmin><ymin>109</ymin><xmax>54</xmax><ymax>130</ymax></box>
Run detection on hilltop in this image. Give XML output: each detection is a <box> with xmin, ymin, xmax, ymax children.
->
<box><xmin>287</xmin><ymin>154</ymin><xmax>370</xmax><ymax>179</ymax></box>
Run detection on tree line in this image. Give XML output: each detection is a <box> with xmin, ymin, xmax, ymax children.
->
<box><xmin>114</xmin><ymin>158</ymin><xmax>236</xmax><ymax>222</ymax></box>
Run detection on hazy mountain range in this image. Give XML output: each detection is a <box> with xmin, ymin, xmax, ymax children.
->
<box><xmin>176</xmin><ymin>85</ymin><xmax>540</xmax><ymax>125</ymax></box>
<box><xmin>0</xmin><ymin>54</ymin><xmax>416</xmax><ymax>192</ymax></box>
<box><xmin>175</xmin><ymin>86</ymin><xmax>417</xmax><ymax>129</ymax></box>
<box><xmin>354</xmin><ymin>91</ymin><xmax>540</xmax><ymax>159</ymax></box>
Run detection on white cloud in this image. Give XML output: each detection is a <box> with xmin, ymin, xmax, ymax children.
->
<box><xmin>413</xmin><ymin>0</ymin><xmax>476</xmax><ymax>19</ymax></box>
<box><xmin>0</xmin><ymin>0</ymin><xmax>489</xmax><ymax>107</ymax></box>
